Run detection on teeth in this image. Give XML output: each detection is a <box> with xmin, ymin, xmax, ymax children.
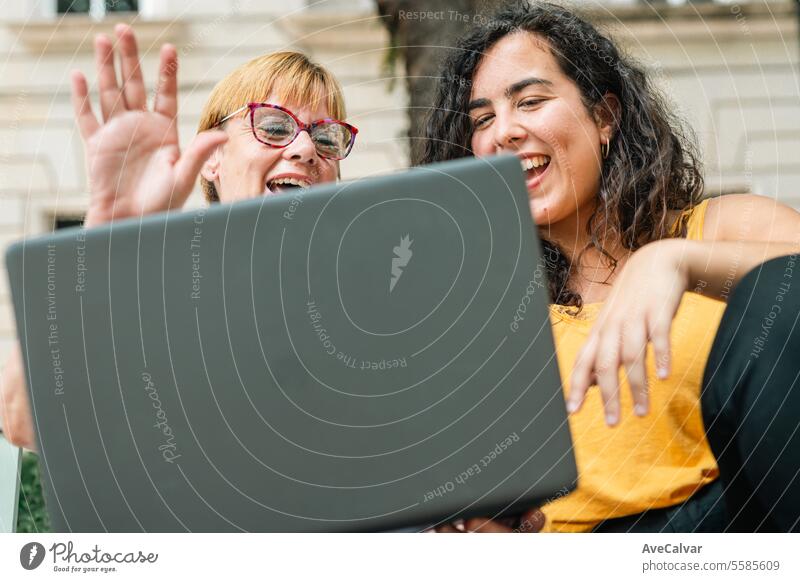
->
<box><xmin>520</xmin><ymin>155</ymin><xmax>550</xmax><ymax>171</ymax></box>
<box><xmin>268</xmin><ymin>177</ymin><xmax>311</xmax><ymax>189</ymax></box>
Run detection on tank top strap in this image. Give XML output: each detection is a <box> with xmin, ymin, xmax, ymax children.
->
<box><xmin>673</xmin><ymin>198</ymin><xmax>710</xmax><ymax>242</ymax></box>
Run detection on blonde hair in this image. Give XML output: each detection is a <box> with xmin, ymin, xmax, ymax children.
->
<box><xmin>197</xmin><ymin>51</ymin><xmax>347</xmax><ymax>202</ymax></box>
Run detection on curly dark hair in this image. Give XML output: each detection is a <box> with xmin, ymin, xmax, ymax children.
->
<box><xmin>420</xmin><ymin>1</ymin><xmax>704</xmax><ymax>310</ymax></box>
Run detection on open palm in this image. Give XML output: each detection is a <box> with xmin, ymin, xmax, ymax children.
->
<box><xmin>73</xmin><ymin>24</ymin><xmax>227</xmax><ymax>227</ymax></box>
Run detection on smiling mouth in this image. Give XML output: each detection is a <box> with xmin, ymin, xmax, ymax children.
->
<box><xmin>267</xmin><ymin>177</ymin><xmax>312</xmax><ymax>193</ymax></box>
<box><xmin>520</xmin><ymin>155</ymin><xmax>551</xmax><ymax>181</ymax></box>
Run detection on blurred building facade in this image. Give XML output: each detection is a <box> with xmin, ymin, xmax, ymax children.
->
<box><xmin>0</xmin><ymin>0</ymin><xmax>797</xmax><ymax>356</ymax></box>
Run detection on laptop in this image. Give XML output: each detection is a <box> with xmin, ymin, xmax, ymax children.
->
<box><xmin>5</xmin><ymin>154</ymin><xmax>576</xmax><ymax>532</ymax></box>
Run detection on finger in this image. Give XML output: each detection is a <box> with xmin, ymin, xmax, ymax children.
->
<box><xmin>495</xmin><ymin>515</ymin><xmax>519</xmax><ymax>528</ymax></box>
<box><xmin>115</xmin><ymin>23</ymin><xmax>147</xmax><ymax>110</ymax></box>
<box><xmin>172</xmin><ymin>130</ymin><xmax>229</xmax><ymax>204</ymax></box>
<box><xmin>648</xmin><ymin>311</ymin><xmax>672</xmax><ymax>381</ymax></box>
<box><xmin>595</xmin><ymin>328</ymin><xmax>622</xmax><ymax>426</ymax></box>
<box><xmin>621</xmin><ymin>320</ymin><xmax>649</xmax><ymax>416</ymax></box>
<box><xmin>95</xmin><ymin>34</ymin><xmax>125</xmax><ymax>121</ymax></box>
<box><xmin>70</xmin><ymin>70</ymin><xmax>100</xmax><ymax>140</ymax></box>
<box><xmin>517</xmin><ymin>508</ymin><xmax>546</xmax><ymax>533</ymax></box>
<box><xmin>465</xmin><ymin>517</ymin><xmax>513</xmax><ymax>533</ymax></box>
<box><xmin>568</xmin><ymin>332</ymin><xmax>599</xmax><ymax>414</ymax></box>
<box><xmin>153</xmin><ymin>43</ymin><xmax>178</xmax><ymax>120</ymax></box>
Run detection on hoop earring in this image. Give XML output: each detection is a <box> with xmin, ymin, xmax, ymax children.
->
<box><xmin>601</xmin><ymin>140</ymin><xmax>610</xmax><ymax>160</ymax></box>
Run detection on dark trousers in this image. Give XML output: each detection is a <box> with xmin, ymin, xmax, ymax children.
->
<box><xmin>595</xmin><ymin>255</ymin><xmax>800</xmax><ymax>532</ymax></box>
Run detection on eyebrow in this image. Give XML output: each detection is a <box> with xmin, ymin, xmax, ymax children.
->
<box><xmin>467</xmin><ymin>77</ymin><xmax>553</xmax><ymax>112</ymax></box>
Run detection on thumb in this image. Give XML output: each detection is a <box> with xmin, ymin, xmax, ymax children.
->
<box><xmin>172</xmin><ymin>130</ymin><xmax>228</xmax><ymax>205</ymax></box>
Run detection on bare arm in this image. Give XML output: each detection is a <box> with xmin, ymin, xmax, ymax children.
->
<box><xmin>683</xmin><ymin>194</ymin><xmax>800</xmax><ymax>299</ymax></box>
<box><xmin>569</xmin><ymin>194</ymin><xmax>800</xmax><ymax>425</ymax></box>
<box><xmin>0</xmin><ymin>24</ymin><xmax>228</xmax><ymax>449</ymax></box>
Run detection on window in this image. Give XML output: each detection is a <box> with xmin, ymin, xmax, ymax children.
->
<box><xmin>57</xmin><ymin>0</ymin><xmax>138</xmax><ymax>17</ymax></box>
<box><xmin>53</xmin><ymin>216</ymin><xmax>85</xmax><ymax>231</ymax></box>
<box><xmin>57</xmin><ymin>0</ymin><xmax>90</xmax><ymax>13</ymax></box>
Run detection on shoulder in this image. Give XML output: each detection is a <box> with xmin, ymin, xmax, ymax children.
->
<box><xmin>702</xmin><ymin>193</ymin><xmax>800</xmax><ymax>243</ymax></box>
<box><xmin>668</xmin><ymin>199</ymin><xmax>711</xmax><ymax>242</ymax></box>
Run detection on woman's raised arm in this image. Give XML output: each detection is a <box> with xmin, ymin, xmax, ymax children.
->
<box><xmin>0</xmin><ymin>25</ymin><xmax>231</xmax><ymax>450</ymax></box>
<box><xmin>74</xmin><ymin>24</ymin><xmax>228</xmax><ymax>227</ymax></box>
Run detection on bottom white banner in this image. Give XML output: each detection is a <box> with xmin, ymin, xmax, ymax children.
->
<box><xmin>1</xmin><ymin>533</ymin><xmax>798</xmax><ymax>580</ymax></box>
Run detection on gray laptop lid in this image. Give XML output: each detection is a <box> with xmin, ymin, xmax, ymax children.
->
<box><xmin>6</xmin><ymin>154</ymin><xmax>576</xmax><ymax>532</ymax></box>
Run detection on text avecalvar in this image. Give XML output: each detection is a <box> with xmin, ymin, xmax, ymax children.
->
<box><xmin>642</xmin><ymin>544</ymin><xmax>702</xmax><ymax>554</ymax></box>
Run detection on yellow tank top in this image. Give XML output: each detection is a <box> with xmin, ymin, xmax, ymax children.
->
<box><xmin>541</xmin><ymin>199</ymin><xmax>725</xmax><ymax>532</ymax></box>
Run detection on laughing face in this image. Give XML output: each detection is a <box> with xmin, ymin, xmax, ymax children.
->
<box><xmin>468</xmin><ymin>32</ymin><xmax>614</xmax><ymax>229</ymax></box>
<box><xmin>201</xmin><ymin>95</ymin><xmax>340</xmax><ymax>201</ymax></box>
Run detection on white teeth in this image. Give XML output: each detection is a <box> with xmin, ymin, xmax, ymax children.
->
<box><xmin>268</xmin><ymin>177</ymin><xmax>311</xmax><ymax>189</ymax></box>
<box><xmin>532</xmin><ymin>155</ymin><xmax>550</xmax><ymax>168</ymax></box>
<box><xmin>521</xmin><ymin>155</ymin><xmax>550</xmax><ymax>171</ymax></box>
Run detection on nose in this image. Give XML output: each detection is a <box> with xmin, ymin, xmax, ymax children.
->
<box><xmin>282</xmin><ymin>129</ymin><xmax>318</xmax><ymax>165</ymax></box>
<box><xmin>493</xmin><ymin>112</ymin><xmax>527</xmax><ymax>151</ymax></box>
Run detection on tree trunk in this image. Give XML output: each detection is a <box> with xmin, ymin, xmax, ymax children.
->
<box><xmin>375</xmin><ymin>0</ymin><xmax>504</xmax><ymax>165</ymax></box>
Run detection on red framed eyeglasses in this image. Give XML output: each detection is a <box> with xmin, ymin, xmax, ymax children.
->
<box><xmin>215</xmin><ymin>103</ymin><xmax>358</xmax><ymax>160</ymax></box>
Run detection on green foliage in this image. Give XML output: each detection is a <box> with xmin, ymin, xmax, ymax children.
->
<box><xmin>16</xmin><ymin>452</ymin><xmax>51</xmax><ymax>533</ymax></box>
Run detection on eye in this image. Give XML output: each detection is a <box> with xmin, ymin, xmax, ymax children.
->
<box><xmin>519</xmin><ymin>98</ymin><xmax>544</xmax><ymax>109</ymax></box>
<box><xmin>257</xmin><ymin>123</ymin><xmax>293</xmax><ymax>137</ymax></box>
<box><xmin>315</xmin><ymin>136</ymin><xmax>336</xmax><ymax>147</ymax></box>
<box><xmin>473</xmin><ymin>114</ymin><xmax>494</xmax><ymax>130</ymax></box>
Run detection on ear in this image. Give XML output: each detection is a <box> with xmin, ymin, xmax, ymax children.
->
<box><xmin>200</xmin><ymin>143</ymin><xmax>222</xmax><ymax>183</ymax></box>
<box><xmin>593</xmin><ymin>92</ymin><xmax>621</xmax><ymax>144</ymax></box>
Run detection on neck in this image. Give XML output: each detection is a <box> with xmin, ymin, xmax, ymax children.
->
<box><xmin>539</xmin><ymin>196</ymin><xmax>603</xmax><ymax>262</ymax></box>
<box><xmin>538</xmin><ymin>197</ymin><xmax>630</xmax><ymax>301</ymax></box>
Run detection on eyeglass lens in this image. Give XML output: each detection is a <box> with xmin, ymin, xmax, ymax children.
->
<box><xmin>252</xmin><ymin>107</ymin><xmax>352</xmax><ymax>158</ymax></box>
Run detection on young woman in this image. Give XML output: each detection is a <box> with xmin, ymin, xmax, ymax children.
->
<box><xmin>423</xmin><ymin>2</ymin><xmax>800</xmax><ymax>533</ymax></box>
<box><xmin>0</xmin><ymin>24</ymin><xmax>356</xmax><ymax>450</ymax></box>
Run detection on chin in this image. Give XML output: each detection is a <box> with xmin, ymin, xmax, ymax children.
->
<box><xmin>528</xmin><ymin>198</ymin><xmax>552</xmax><ymax>226</ymax></box>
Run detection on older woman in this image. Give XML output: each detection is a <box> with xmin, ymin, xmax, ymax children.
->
<box><xmin>0</xmin><ymin>24</ymin><xmax>356</xmax><ymax>450</ymax></box>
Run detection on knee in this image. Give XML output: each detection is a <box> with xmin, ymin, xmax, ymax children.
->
<box><xmin>730</xmin><ymin>255</ymin><xmax>799</xmax><ymax>319</ymax></box>
<box><xmin>703</xmin><ymin>255</ymin><xmax>800</xmax><ymax>438</ymax></box>
<box><xmin>726</xmin><ymin>254</ymin><xmax>800</xmax><ymax>359</ymax></box>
